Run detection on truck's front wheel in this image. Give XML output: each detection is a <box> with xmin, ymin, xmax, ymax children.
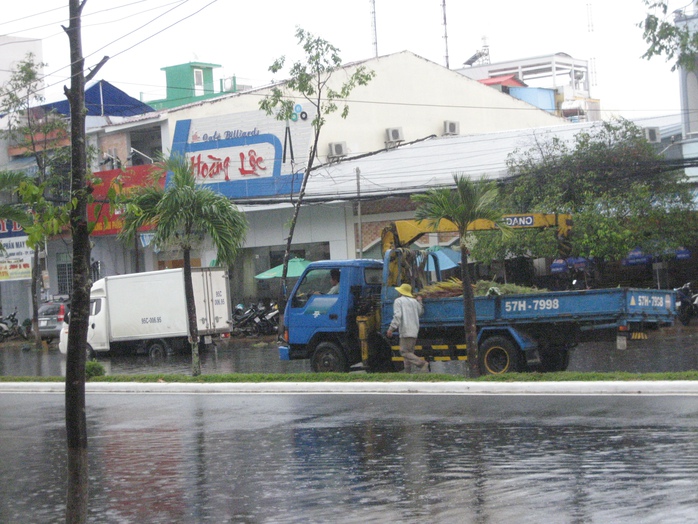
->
<box><xmin>311</xmin><ymin>342</ymin><xmax>348</xmax><ymax>373</ymax></box>
<box><xmin>479</xmin><ymin>336</ymin><xmax>521</xmax><ymax>375</ymax></box>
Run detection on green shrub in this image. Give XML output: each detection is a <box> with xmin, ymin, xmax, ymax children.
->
<box><xmin>85</xmin><ymin>359</ymin><xmax>106</xmax><ymax>379</ymax></box>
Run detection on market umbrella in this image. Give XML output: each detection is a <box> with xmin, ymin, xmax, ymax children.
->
<box><xmin>255</xmin><ymin>258</ymin><xmax>311</xmax><ymax>279</ymax></box>
<box><xmin>622</xmin><ymin>248</ymin><xmax>653</xmax><ymax>266</ymax></box>
<box><xmin>550</xmin><ymin>258</ymin><xmax>569</xmax><ymax>273</ymax></box>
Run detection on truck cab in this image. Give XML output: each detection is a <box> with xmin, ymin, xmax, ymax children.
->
<box><xmin>280</xmin><ymin>259</ymin><xmax>387</xmax><ymax>372</ymax></box>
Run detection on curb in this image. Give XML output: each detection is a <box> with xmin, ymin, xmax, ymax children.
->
<box><xmin>2</xmin><ymin>381</ymin><xmax>698</xmax><ymax>395</ymax></box>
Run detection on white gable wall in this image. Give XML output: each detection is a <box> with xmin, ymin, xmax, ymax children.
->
<box><xmin>159</xmin><ymin>51</ymin><xmax>565</xmax><ymax>163</ymax></box>
<box><xmin>320</xmin><ymin>52</ymin><xmax>564</xmax><ymax>156</ymax></box>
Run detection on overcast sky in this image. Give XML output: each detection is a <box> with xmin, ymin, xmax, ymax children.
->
<box><xmin>1</xmin><ymin>0</ymin><xmax>688</xmax><ymax>122</ymax></box>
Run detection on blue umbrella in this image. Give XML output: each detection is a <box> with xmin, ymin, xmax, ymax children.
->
<box><xmin>622</xmin><ymin>248</ymin><xmax>653</xmax><ymax>266</ymax></box>
<box><xmin>550</xmin><ymin>258</ymin><xmax>569</xmax><ymax>273</ymax></box>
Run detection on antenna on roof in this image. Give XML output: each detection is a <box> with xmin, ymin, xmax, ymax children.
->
<box><xmin>370</xmin><ymin>0</ymin><xmax>378</xmax><ymax>58</ymax></box>
<box><xmin>442</xmin><ymin>0</ymin><xmax>450</xmax><ymax>69</ymax></box>
<box><xmin>463</xmin><ymin>37</ymin><xmax>490</xmax><ymax>67</ymax></box>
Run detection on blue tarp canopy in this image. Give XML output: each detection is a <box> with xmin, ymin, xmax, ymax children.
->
<box><xmin>418</xmin><ymin>246</ymin><xmax>460</xmax><ymax>271</ymax></box>
<box><xmin>41</xmin><ymin>80</ymin><xmax>154</xmax><ymax>117</ymax></box>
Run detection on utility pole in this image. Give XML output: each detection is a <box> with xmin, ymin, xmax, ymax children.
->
<box><xmin>356</xmin><ymin>167</ymin><xmax>363</xmax><ymax>258</ymax></box>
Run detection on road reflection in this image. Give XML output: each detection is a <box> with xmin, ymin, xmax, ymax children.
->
<box><xmin>1</xmin><ymin>394</ymin><xmax>697</xmax><ymax>523</ymax></box>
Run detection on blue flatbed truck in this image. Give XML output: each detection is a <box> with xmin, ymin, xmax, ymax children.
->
<box><xmin>279</xmin><ymin>249</ymin><xmax>677</xmax><ymax>374</ymax></box>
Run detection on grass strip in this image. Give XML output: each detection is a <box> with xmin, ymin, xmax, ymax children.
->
<box><xmin>2</xmin><ymin>371</ymin><xmax>698</xmax><ymax>383</ymax></box>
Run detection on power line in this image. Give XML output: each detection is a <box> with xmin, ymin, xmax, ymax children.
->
<box><xmin>0</xmin><ymin>0</ymin><xmax>180</xmax><ymax>37</ymax></box>
<box><xmin>42</xmin><ymin>0</ymin><xmax>204</xmax><ymax>91</ymax></box>
<box><xmin>3</xmin><ymin>1</ymin><xmax>216</xmax><ymax>97</ymax></box>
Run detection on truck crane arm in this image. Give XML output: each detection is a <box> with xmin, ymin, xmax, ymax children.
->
<box><xmin>381</xmin><ymin>213</ymin><xmax>573</xmax><ymax>257</ymax></box>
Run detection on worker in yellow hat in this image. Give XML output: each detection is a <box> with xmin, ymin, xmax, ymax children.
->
<box><xmin>386</xmin><ymin>283</ymin><xmax>428</xmax><ymax>373</ymax></box>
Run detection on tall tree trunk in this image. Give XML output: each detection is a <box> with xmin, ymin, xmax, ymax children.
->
<box><xmin>461</xmin><ymin>241</ymin><xmax>479</xmax><ymax>378</ymax></box>
<box><xmin>64</xmin><ymin>7</ymin><xmax>90</xmax><ymax>519</ymax></box>
<box><xmin>183</xmin><ymin>248</ymin><xmax>200</xmax><ymax>376</ymax></box>
<box><xmin>64</xmin><ymin>1</ymin><xmax>108</xmax><ymax>521</ymax></box>
<box><xmin>31</xmin><ymin>245</ymin><xmax>41</xmax><ymax>349</ymax></box>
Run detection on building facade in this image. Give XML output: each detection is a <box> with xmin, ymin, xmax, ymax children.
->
<box><xmin>47</xmin><ymin>51</ymin><xmax>569</xmax><ymax>306</ymax></box>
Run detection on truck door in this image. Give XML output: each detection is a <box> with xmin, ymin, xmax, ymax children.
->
<box><xmin>87</xmin><ymin>297</ymin><xmax>109</xmax><ymax>352</ymax></box>
<box><xmin>286</xmin><ymin>268</ymin><xmax>346</xmax><ymax>344</ymax></box>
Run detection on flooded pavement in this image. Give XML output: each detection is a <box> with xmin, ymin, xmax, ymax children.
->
<box><xmin>0</xmin><ymin>336</ymin><xmax>311</xmax><ymax>377</ymax></box>
<box><xmin>2</xmin><ymin>322</ymin><xmax>698</xmax><ymax>377</ymax></box>
<box><xmin>1</xmin><ymin>392</ymin><xmax>698</xmax><ymax>523</ymax></box>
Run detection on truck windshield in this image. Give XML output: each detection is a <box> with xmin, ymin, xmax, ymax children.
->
<box><xmin>364</xmin><ymin>268</ymin><xmax>382</xmax><ymax>285</ymax></box>
<box><xmin>292</xmin><ymin>268</ymin><xmax>340</xmax><ymax>307</ymax></box>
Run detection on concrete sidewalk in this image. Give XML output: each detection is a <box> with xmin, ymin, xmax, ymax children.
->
<box><xmin>2</xmin><ymin>381</ymin><xmax>698</xmax><ymax>395</ymax></box>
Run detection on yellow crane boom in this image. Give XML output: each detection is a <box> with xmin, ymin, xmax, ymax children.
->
<box><xmin>381</xmin><ymin>213</ymin><xmax>573</xmax><ymax>256</ymax></box>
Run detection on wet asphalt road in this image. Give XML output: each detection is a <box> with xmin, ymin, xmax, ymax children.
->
<box><xmin>2</xmin><ymin>391</ymin><xmax>698</xmax><ymax>523</ymax></box>
<box><xmin>2</xmin><ymin>325</ymin><xmax>698</xmax><ymax>522</ymax></box>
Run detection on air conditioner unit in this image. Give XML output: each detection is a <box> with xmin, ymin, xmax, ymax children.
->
<box><xmin>644</xmin><ymin>127</ymin><xmax>661</xmax><ymax>144</ymax></box>
<box><xmin>221</xmin><ymin>77</ymin><xmax>235</xmax><ymax>92</ymax></box>
<box><xmin>328</xmin><ymin>142</ymin><xmax>348</xmax><ymax>158</ymax></box>
<box><xmin>443</xmin><ymin>120</ymin><xmax>460</xmax><ymax>136</ymax></box>
<box><xmin>386</xmin><ymin>127</ymin><xmax>404</xmax><ymax>142</ymax></box>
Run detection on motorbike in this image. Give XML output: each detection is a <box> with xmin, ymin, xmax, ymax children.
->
<box><xmin>675</xmin><ymin>282</ymin><xmax>698</xmax><ymax>326</ymax></box>
<box><xmin>230</xmin><ymin>301</ymin><xmax>280</xmax><ymax>337</ymax></box>
<box><xmin>230</xmin><ymin>303</ymin><xmax>263</xmax><ymax>337</ymax></box>
<box><xmin>0</xmin><ymin>309</ymin><xmax>28</xmax><ymax>342</ymax></box>
<box><xmin>255</xmin><ymin>301</ymin><xmax>279</xmax><ymax>336</ymax></box>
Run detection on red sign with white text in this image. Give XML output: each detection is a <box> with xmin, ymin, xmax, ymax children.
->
<box><xmin>188</xmin><ymin>144</ymin><xmax>274</xmax><ymax>183</ymax></box>
<box><xmin>88</xmin><ymin>165</ymin><xmax>164</xmax><ymax>236</ymax></box>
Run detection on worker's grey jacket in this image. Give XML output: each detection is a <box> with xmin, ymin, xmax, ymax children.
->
<box><xmin>388</xmin><ymin>295</ymin><xmax>424</xmax><ymax>338</ymax></box>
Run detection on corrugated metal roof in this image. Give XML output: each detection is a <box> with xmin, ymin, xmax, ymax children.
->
<box><xmin>242</xmin><ymin>115</ymin><xmax>683</xmax><ymax>205</ymax></box>
<box><xmin>41</xmin><ymin>80</ymin><xmax>154</xmax><ymax>117</ymax></box>
<box><xmin>299</xmin><ymin>121</ymin><xmax>606</xmax><ymax>201</ymax></box>
<box><xmin>480</xmin><ymin>74</ymin><xmax>527</xmax><ymax>87</ymax></box>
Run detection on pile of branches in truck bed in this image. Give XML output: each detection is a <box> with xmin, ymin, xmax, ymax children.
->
<box><xmin>418</xmin><ymin>279</ymin><xmax>548</xmax><ymax>299</ymax></box>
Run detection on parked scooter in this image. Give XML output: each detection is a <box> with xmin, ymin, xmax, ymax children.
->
<box><xmin>230</xmin><ymin>301</ymin><xmax>280</xmax><ymax>337</ymax></box>
<box><xmin>0</xmin><ymin>308</ymin><xmax>28</xmax><ymax>341</ymax></box>
<box><xmin>255</xmin><ymin>301</ymin><xmax>279</xmax><ymax>336</ymax></box>
<box><xmin>675</xmin><ymin>282</ymin><xmax>698</xmax><ymax>325</ymax></box>
<box><xmin>230</xmin><ymin>303</ymin><xmax>263</xmax><ymax>337</ymax></box>
<box><xmin>263</xmin><ymin>302</ymin><xmax>279</xmax><ymax>334</ymax></box>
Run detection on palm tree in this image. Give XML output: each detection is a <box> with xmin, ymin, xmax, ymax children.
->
<box><xmin>412</xmin><ymin>174</ymin><xmax>510</xmax><ymax>377</ymax></box>
<box><xmin>119</xmin><ymin>155</ymin><xmax>248</xmax><ymax>376</ymax></box>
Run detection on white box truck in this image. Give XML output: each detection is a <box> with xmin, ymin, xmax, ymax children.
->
<box><xmin>60</xmin><ymin>267</ymin><xmax>231</xmax><ymax>357</ymax></box>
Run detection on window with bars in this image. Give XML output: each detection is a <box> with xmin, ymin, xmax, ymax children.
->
<box><xmin>56</xmin><ymin>252</ymin><xmax>73</xmax><ymax>296</ymax></box>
